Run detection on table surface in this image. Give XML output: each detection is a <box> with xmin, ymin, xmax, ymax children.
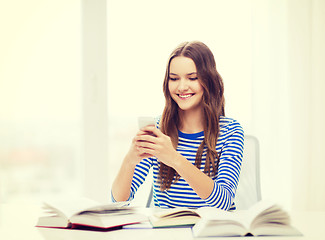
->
<box><xmin>1</xmin><ymin>203</ymin><xmax>325</xmax><ymax>240</ymax></box>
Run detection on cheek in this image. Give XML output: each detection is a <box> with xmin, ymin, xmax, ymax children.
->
<box><xmin>194</xmin><ymin>82</ymin><xmax>204</xmax><ymax>94</ymax></box>
<box><xmin>195</xmin><ymin>83</ymin><xmax>205</xmax><ymax>101</ymax></box>
<box><xmin>168</xmin><ymin>81</ymin><xmax>176</xmax><ymax>93</ymax></box>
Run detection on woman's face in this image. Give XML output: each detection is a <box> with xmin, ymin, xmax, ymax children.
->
<box><xmin>168</xmin><ymin>56</ymin><xmax>204</xmax><ymax>113</ymax></box>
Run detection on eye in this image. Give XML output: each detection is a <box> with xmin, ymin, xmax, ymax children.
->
<box><xmin>189</xmin><ymin>77</ymin><xmax>198</xmax><ymax>81</ymax></box>
<box><xmin>169</xmin><ymin>77</ymin><xmax>178</xmax><ymax>81</ymax></box>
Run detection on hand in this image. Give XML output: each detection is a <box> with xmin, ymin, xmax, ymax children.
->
<box><xmin>134</xmin><ymin>126</ymin><xmax>180</xmax><ymax>168</ymax></box>
<box><xmin>124</xmin><ymin>133</ymin><xmax>148</xmax><ymax>167</ymax></box>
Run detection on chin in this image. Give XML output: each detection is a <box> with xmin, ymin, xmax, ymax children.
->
<box><xmin>178</xmin><ymin>105</ymin><xmax>202</xmax><ymax>113</ymax></box>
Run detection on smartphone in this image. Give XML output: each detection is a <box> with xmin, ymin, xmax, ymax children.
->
<box><xmin>138</xmin><ymin>116</ymin><xmax>156</xmax><ymax>129</ymax></box>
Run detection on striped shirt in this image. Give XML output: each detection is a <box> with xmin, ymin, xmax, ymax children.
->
<box><xmin>121</xmin><ymin>116</ymin><xmax>244</xmax><ymax>210</ymax></box>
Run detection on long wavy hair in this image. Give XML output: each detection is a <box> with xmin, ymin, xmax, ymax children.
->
<box><xmin>159</xmin><ymin>41</ymin><xmax>225</xmax><ymax>191</ymax></box>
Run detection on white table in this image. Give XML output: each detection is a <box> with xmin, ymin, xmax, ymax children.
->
<box><xmin>1</xmin><ymin>203</ymin><xmax>324</xmax><ymax>240</ymax></box>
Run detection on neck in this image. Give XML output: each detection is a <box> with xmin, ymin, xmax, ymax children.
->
<box><xmin>178</xmin><ymin>108</ymin><xmax>204</xmax><ymax>133</ymax></box>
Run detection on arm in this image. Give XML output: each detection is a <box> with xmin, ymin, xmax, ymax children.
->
<box><xmin>111</xmin><ymin>135</ymin><xmax>152</xmax><ymax>202</ymax></box>
<box><xmin>173</xmin><ymin>154</ymin><xmax>215</xmax><ymax>199</ymax></box>
<box><xmin>136</xmin><ymin>122</ymin><xmax>244</xmax><ymax>209</ymax></box>
<box><xmin>111</xmin><ymin>153</ymin><xmax>138</xmax><ymax>202</ymax></box>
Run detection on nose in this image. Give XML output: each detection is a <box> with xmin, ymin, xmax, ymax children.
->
<box><xmin>177</xmin><ymin>78</ymin><xmax>189</xmax><ymax>92</ymax></box>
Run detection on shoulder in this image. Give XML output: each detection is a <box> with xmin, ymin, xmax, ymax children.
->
<box><xmin>218</xmin><ymin>116</ymin><xmax>244</xmax><ymax>154</ymax></box>
<box><xmin>219</xmin><ymin>116</ymin><xmax>244</xmax><ymax>137</ymax></box>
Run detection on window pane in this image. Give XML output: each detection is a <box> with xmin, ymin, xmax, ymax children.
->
<box><xmin>0</xmin><ymin>1</ymin><xmax>81</xmax><ymax>203</ymax></box>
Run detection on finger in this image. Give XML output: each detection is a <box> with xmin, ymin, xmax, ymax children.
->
<box><xmin>136</xmin><ymin>146</ymin><xmax>155</xmax><ymax>158</ymax></box>
<box><xmin>138</xmin><ymin>148</ymin><xmax>155</xmax><ymax>156</ymax></box>
<box><xmin>135</xmin><ymin>134</ymin><xmax>156</xmax><ymax>143</ymax></box>
<box><xmin>136</xmin><ymin>130</ymin><xmax>156</xmax><ymax>139</ymax></box>
<box><xmin>138</xmin><ymin>153</ymin><xmax>154</xmax><ymax>159</ymax></box>
<box><xmin>141</xmin><ymin>125</ymin><xmax>163</xmax><ymax>137</ymax></box>
<box><xmin>136</xmin><ymin>141</ymin><xmax>156</xmax><ymax>150</ymax></box>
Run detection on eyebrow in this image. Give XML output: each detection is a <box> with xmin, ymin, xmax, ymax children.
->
<box><xmin>187</xmin><ymin>72</ymin><xmax>197</xmax><ymax>76</ymax></box>
<box><xmin>169</xmin><ymin>72</ymin><xmax>197</xmax><ymax>76</ymax></box>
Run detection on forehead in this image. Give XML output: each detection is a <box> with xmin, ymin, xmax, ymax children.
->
<box><xmin>169</xmin><ymin>56</ymin><xmax>197</xmax><ymax>75</ymax></box>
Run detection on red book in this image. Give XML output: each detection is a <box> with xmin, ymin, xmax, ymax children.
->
<box><xmin>36</xmin><ymin>197</ymin><xmax>148</xmax><ymax>231</ymax></box>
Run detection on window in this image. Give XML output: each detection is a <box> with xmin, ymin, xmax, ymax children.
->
<box><xmin>0</xmin><ymin>1</ymin><xmax>81</xmax><ymax>203</ymax></box>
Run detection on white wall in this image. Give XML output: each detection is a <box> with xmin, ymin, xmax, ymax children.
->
<box><xmin>251</xmin><ymin>0</ymin><xmax>293</xmax><ymax>209</ymax></box>
<box><xmin>308</xmin><ymin>0</ymin><xmax>325</xmax><ymax>210</ymax></box>
<box><xmin>288</xmin><ymin>0</ymin><xmax>325</xmax><ymax>211</ymax></box>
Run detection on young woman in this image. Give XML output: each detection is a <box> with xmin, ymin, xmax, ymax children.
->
<box><xmin>111</xmin><ymin>41</ymin><xmax>244</xmax><ymax>210</ymax></box>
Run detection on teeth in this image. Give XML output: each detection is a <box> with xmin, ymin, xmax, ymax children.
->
<box><xmin>179</xmin><ymin>94</ymin><xmax>192</xmax><ymax>98</ymax></box>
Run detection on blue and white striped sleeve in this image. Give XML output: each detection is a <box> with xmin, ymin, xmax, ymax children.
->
<box><xmin>128</xmin><ymin>157</ymin><xmax>153</xmax><ymax>201</ymax></box>
<box><xmin>111</xmin><ymin>157</ymin><xmax>153</xmax><ymax>203</ymax></box>
<box><xmin>204</xmin><ymin>120</ymin><xmax>244</xmax><ymax>210</ymax></box>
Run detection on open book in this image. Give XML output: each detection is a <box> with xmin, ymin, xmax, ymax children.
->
<box><xmin>149</xmin><ymin>207</ymin><xmax>216</xmax><ymax>228</ymax></box>
<box><xmin>36</xmin><ymin>198</ymin><xmax>148</xmax><ymax>230</ymax></box>
<box><xmin>192</xmin><ymin>201</ymin><xmax>302</xmax><ymax>237</ymax></box>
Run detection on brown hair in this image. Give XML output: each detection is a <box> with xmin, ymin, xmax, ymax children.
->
<box><xmin>159</xmin><ymin>41</ymin><xmax>225</xmax><ymax>191</ymax></box>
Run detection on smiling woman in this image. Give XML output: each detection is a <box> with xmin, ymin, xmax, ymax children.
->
<box><xmin>106</xmin><ymin>0</ymin><xmax>253</xmax><ymax>206</ymax></box>
<box><xmin>111</xmin><ymin>41</ymin><xmax>244</xmax><ymax>210</ymax></box>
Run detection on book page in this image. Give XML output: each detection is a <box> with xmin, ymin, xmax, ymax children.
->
<box><xmin>42</xmin><ymin>197</ymin><xmax>100</xmax><ymax>219</ymax></box>
<box><xmin>152</xmin><ymin>208</ymin><xmax>200</xmax><ymax>219</ymax></box>
<box><xmin>197</xmin><ymin>207</ymin><xmax>250</xmax><ymax>230</ymax></box>
<box><xmin>70</xmin><ymin>208</ymin><xmax>149</xmax><ymax>229</ymax></box>
<box><xmin>42</xmin><ymin>198</ymin><xmax>131</xmax><ymax>219</ymax></box>
<box><xmin>192</xmin><ymin>217</ymin><xmax>247</xmax><ymax>237</ymax></box>
<box><xmin>248</xmin><ymin>201</ymin><xmax>290</xmax><ymax>230</ymax></box>
<box><xmin>149</xmin><ymin>208</ymin><xmax>201</xmax><ymax>228</ymax></box>
<box><xmin>243</xmin><ymin>201</ymin><xmax>279</xmax><ymax>227</ymax></box>
<box><xmin>253</xmin><ymin>224</ymin><xmax>302</xmax><ymax>236</ymax></box>
<box><xmin>78</xmin><ymin>202</ymin><xmax>131</xmax><ymax>214</ymax></box>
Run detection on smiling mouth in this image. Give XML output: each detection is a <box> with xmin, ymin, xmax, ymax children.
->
<box><xmin>177</xmin><ymin>93</ymin><xmax>194</xmax><ymax>99</ymax></box>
